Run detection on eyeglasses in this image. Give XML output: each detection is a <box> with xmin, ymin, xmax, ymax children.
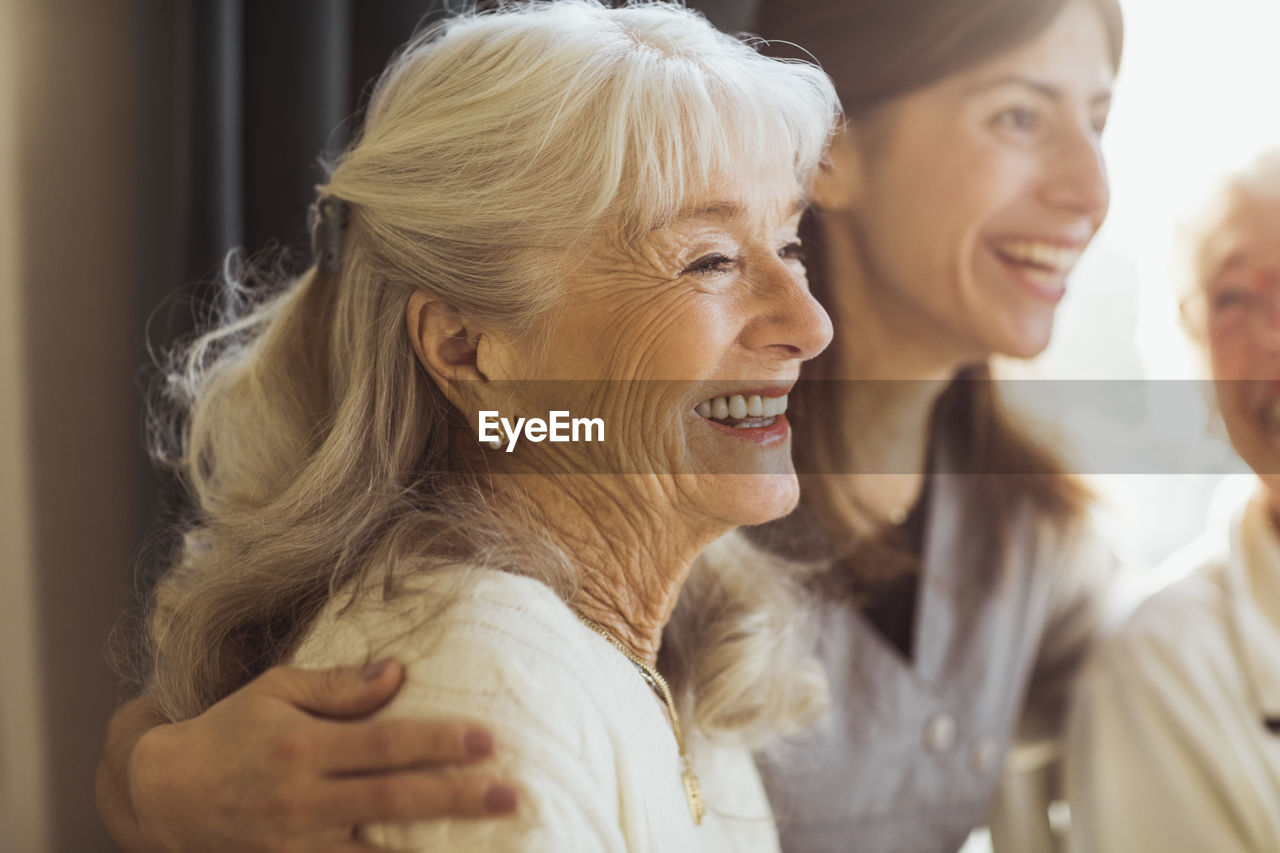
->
<box><xmin>1180</xmin><ymin>267</ymin><xmax>1280</xmax><ymax>341</ymax></box>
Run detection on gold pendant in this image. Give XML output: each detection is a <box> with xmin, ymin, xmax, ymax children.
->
<box><xmin>683</xmin><ymin>768</ymin><xmax>705</xmax><ymax>825</ymax></box>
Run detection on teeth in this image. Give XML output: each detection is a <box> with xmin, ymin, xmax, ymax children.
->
<box><xmin>1021</xmin><ymin>266</ymin><xmax>1067</xmax><ymax>289</ymax></box>
<box><xmin>695</xmin><ymin>393</ymin><xmax>788</xmax><ymax>421</ymax></box>
<box><xmin>993</xmin><ymin>240</ymin><xmax>1083</xmax><ymax>274</ymax></box>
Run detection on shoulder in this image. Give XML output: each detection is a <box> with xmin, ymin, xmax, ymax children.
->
<box><xmin>296</xmin><ymin>569</ymin><xmax>639</xmax><ymax>850</ymax></box>
<box><xmin>1021</xmin><ymin>507</ymin><xmax>1125</xmax><ymax>637</ymax></box>
<box><xmin>295</xmin><ymin>568</ymin><xmax>613</xmax><ymax>722</ymax></box>
<box><xmin>293</xmin><ymin>568</ymin><xmax>630</xmax><ymax>762</ymax></box>
<box><xmin>1082</xmin><ymin>546</ymin><xmax>1233</xmax><ymax>703</ymax></box>
<box><xmin>294</xmin><ymin>567</ymin><xmax>582</xmax><ymax>671</ymax></box>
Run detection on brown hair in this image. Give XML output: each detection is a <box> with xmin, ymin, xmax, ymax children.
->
<box><xmin>750</xmin><ymin>0</ymin><xmax>1122</xmax><ymax>596</ymax></box>
<box><xmin>753</xmin><ymin>0</ymin><xmax>1122</xmax><ymax>119</ymax></box>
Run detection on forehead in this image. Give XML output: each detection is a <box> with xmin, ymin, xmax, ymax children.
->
<box><xmin>947</xmin><ymin>0</ymin><xmax>1115</xmax><ymax>95</ymax></box>
<box><xmin>656</xmin><ymin>167</ymin><xmax>807</xmax><ymax>233</ymax></box>
<box><xmin>1201</xmin><ymin>191</ymin><xmax>1280</xmax><ymax>277</ymax></box>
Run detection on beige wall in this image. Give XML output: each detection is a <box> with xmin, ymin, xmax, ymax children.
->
<box><xmin>0</xmin><ymin>0</ymin><xmax>51</xmax><ymax>848</ymax></box>
<box><xmin>1</xmin><ymin>1</ymin><xmax>141</xmax><ymax>850</ymax></box>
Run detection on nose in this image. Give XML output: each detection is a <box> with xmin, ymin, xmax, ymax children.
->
<box><xmin>1042</xmin><ymin>123</ymin><xmax>1111</xmax><ymax>227</ymax></box>
<box><xmin>743</xmin><ymin>258</ymin><xmax>834</xmax><ymax>363</ymax></box>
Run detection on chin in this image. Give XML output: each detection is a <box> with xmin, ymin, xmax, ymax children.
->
<box><xmin>738</xmin><ymin>474</ymin><xmax>802</xmax><ymax>526</ymax></box>
<box><xmin>992</xmin><ymin>316</ymin><xmax>1055</xmax><ymax>360</ymax></box>
<box><xmin>705</xmin><ymin>472</ymin><xmax>800</xmax><ymax>527</ymax></box>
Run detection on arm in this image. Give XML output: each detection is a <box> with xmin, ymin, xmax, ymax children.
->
<box><xmin>96</xmin><ymin>662</ymin><xmax>517</xmax><ymax>853</ymax></box>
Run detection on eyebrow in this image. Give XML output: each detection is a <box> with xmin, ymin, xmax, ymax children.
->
<box><xmin>964</xmin><ymin>74</ymin><xmax>1113</xmax><ymax>107</ymax></box>
<box><xmin>672</xmin><ymin>196</ymin><xmax>809</xmax><ymax>223</ymax></box>
<box><xmin>1208</xmin><ymin>251</ymin><xmax>1267</xmax><ymax>280</ymax></box>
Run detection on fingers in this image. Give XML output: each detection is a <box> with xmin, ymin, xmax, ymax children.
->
<box><xmin>319</xmin><ymin>716</ymin><xmax>496</xmax><ymax>774</ymax></box>
<box><xmin>326</xmin><ymin>771</ymin><xmax>520</xmax><ymax>825</ymax></box>
<box><xmin>257</xmin><ymin>661</ymin><xmax>405</xmax><ymax>718</ymax></box>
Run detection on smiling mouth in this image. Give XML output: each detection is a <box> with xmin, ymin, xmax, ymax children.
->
<box><xmin>991</xmin><ymin>239</ymin><xmax>1084</xmax><ymax>290</ymax></box>
<box><xmin>694</xmin><ymin>393</ymin><xmax>788</xmax><ymax>429</ymax></box>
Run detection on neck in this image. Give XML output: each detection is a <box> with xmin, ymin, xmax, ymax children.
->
<box><xmin>817</xmin><ymin>212</ymin><xmax>974</xmax><ymax>385</ymax></box>
<box><xmin>815</xmin><ymin>213</ymin><xmax>967</xmax><ymax>517</ymax></box>
<box><xmin>492</xmin><ymin>474</ymin><xmax>717</xmax><ymax>666</ymax></box>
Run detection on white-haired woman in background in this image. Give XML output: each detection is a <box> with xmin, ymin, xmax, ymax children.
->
<box><xmin>1065</xmin><ymin>148</ymin><xmax>1280</xmax><ymax>852</ymax></box>
<box><xmin>101</xmin><ymin>2</ymin><xmax>838</xmax><ymax>850</ymax></box>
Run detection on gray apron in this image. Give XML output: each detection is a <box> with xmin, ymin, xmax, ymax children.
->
<box><xmin>758</xmin><ymin>451</ymin><xmax>1078</xmax><ymax>853</ymax></box>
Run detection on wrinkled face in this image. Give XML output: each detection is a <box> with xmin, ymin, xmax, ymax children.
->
<box><xmin>842</xmin><ymin>0</ymin><xmax>1114</xmax><ymax>362</ymax></box>
<box><xmin>1196</xmin><ymin>191</ymin><xmax>1280</xmax><ymax>495</ymax></box>
<box><xmin>483</xmin><ymin>165</ymin><xmax>832</xmax><ymax>528</ymax></box>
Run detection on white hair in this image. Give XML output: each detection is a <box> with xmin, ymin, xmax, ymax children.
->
<box><xmin>145</xmin><ymin>0</ymin><xmax>840</xmax><ymax>743</ymax></box>
<box><xmin>1176</xmin><ymin>146</ymin><xmax>1280</xmax><ymax>304</ymax></box>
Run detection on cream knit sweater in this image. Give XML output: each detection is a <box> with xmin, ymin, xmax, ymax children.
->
<box><xmin>292</xmin><ymin>567</ymin><xmax>780</xmax><ymax>852</ymax></box>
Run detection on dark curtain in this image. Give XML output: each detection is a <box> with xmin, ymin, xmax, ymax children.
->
<box><xmin>130</xmin><ymin>0</ymin><xmax>757</xmax><ymax>594</ymax></box>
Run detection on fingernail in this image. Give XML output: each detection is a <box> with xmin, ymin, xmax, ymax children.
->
<box><xmin>464</xmin><ymin>728</ymin><xmax>494</xmax><ymax>758</ymax></box>
<box><xmin>362</xmin><ymin>658</ymin><xmax>391</xmax><ymax>681</ymax></box>
<box><xmin>484</xmin><ymin>785</ymin><xmax>518</xmax><ymax>814</ymax></box>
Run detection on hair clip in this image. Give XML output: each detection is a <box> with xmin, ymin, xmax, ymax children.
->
<box><xmin>308</xmin><ymin>195</ymin><xmax>350</xmax><ymax>273</ymax></box>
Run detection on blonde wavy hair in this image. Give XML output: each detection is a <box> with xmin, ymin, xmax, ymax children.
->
<box><xmin>145</xmin><ymin>0</ymin><xmax>840</xmax><ymax>744</ymax></box>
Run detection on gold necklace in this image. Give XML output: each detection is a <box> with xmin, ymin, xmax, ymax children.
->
<box><xmin>574</xmin><ymin>612</ymin><xmax>705</xmax><ymax>826</ymax></box>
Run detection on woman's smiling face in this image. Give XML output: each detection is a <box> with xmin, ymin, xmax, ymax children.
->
<box><xmin>829</xmin><ymin>0</ymin><xmax>1115</xmax><ymax>364</ymax></box>
<box><xmin>483</xmin><ymin>165</ymin><xmax>832</xmax><ymax>527</ymax></box>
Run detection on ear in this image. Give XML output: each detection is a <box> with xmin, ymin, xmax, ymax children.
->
<box><xmin>405</xmin><ymin>291</ymin><xmax>493</xmax><ymax>404</ymax></box>
<box><xmin>810</xmin><ymin>128</ymin><xmax>865</xmax><ymax>213</ymax></box>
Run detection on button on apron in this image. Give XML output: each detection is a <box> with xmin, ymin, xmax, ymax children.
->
<box><xmin>923</xmin><ymin>712</ymin><xmax>957</xmax><ymax>753</ymax></box>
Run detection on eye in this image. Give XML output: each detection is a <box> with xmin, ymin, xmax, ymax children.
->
<box><xmin>683</xmin><ymin>253</ymin><xmax>736</xmax><ymax>275</ymax></box>
<box><xmin>778</xmin><ymin>241</ymin><xmax>806</xmax><ymax>263</ymax></box>
<box><xmin>993</xmin><ymin>106</ymin><xmax>1041</xmax><ymax>133</ymax></box>
<box><xmin>1091</xmin><ymin>112</ymin><xmax>1110</xmax><ymax>136</ymax></box>
<box><xmin>1210</xmin><ymin>288</ymin><xmax>1254</xmax><ymax>312</ymax></box>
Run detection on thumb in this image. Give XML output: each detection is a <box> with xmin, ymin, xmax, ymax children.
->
<box><xmin>257</xmin><ymin>659</ymin><xmax>405</xmax><ymax>718</ymax></box>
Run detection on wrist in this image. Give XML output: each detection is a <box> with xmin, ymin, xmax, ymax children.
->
<box><xmin>126</xmin><ymin>723</ymin><xmax>181</xmax><ymax>853</ymax></box>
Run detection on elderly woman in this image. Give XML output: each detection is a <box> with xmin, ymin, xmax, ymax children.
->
<box><xmin>115</xmin><ymin>2</ymin><xmax>838</xmax><ymax>849</ymax></box>
<box><xmin>1063</xmin><ymin>149</ymin><xmax>1280</xmax><ymax>852</ymax></box>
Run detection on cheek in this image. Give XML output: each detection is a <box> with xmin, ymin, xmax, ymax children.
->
<box><xmin>872</xmin><ymin>148</ymin><xmax>1016</xmax><ymax>289</ymax></box>
<box><xmin>1211</xmin><ymin>343</ymin><xmax>1258</xmax><ymax>445</ymax></box>
<box><xmin>1210</xmin><ymin>338</ymin><xmax>1254</xmax><ymax>383</ymax></box>
<box><xmin>641</xmin><ymin>303</ymin><xmax>738</xmax><ymax>378</ymax></box>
